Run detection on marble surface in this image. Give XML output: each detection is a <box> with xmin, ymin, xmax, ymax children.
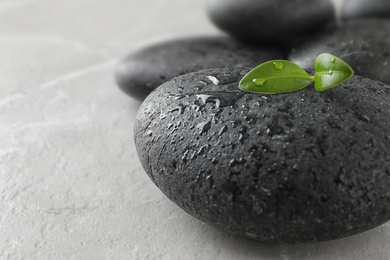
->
<box><xmin>1</xmin><ymin>0</ymin><xmax>390</xmax><ymax>259</ymax></box>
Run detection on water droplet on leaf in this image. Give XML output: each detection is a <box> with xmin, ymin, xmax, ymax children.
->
<box><xmin>328</xmin><ymin>70</ymin><xmax>333</xmax><ymax>75</ymax></box>
<box><xmin>331</xmin><ymin>58</ymin><xmax>336</xmax><ymax>64</ymax></box>
<box><xmin>253</xmin><ymin>78</ymin><xmax>266</xmax><ymax>86</ymax></box>
<box><xmin>273</xmin><ymin>61</ymin><xmax>284</xmax><ymax>70</ymax></box>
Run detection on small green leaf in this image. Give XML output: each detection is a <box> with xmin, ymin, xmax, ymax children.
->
<box><xmin>314</xmin><ymin>53</ymin><xmax>354</xmax><ymax>92</ymax></box>
<box><xmin>239</xmin><ymin>60</ymin><xmax>314</xmax><ymax>94</ymax></box>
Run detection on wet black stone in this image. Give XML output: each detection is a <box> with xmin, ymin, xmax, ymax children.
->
<box><xmin>135</xmin><ymin>67</ymin><xmax>390</xmax><ymax>243</ymax></box>
<box><xmin>342</xmin><ymin>0</ymin><xmax>390</xmax><ymax>21</ymax></box>
<box><xmin>289</xmin><ymin>19</ymin><xmax>390</xmax><ymax>85</ymax></box>
<box><xmin>115</xmin><ymin>37</ymin><xmax>282</xmax><ymax>100</ymax></box>
<box><xmin>206</xmin><ymin>0</ymin><xmax>335</xmax><ymax>44</ymax></box>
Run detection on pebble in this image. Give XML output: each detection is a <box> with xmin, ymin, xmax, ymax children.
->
<box><xmin>115</xmin><ymin>37</ymin><xmax>283</xmax><ymax>100</ymax></box>
<box><xmin>135</xmin><ymin>67</ymin><xmax>390</xmax><ymax>242</ymax></box>
<box><xmin>342</xmin><ymin>0</ymin><xmax>390</xmax><ymax>20</ymax></box>
<box><xmin>206</xmin><ymin>0</ymin><xmax>335</xmax><ymax>43</ymax></box>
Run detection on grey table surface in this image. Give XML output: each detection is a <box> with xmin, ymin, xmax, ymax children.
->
<box><xmin>1</xmin><ymin>0</ymin><xmax>390</xmax><ymax>259</ymax></box>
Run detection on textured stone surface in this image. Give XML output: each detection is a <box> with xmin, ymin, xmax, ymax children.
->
<box><xmin>206</xmin><ymin>0</ymin><xmax>335</xmax><ymax>44</ymax></box>
<box><xmin>115</xmin><ymin>37</ymin><xmax>283</xmax><ymax>100</ymax></box>
<box><xmin>3</xmin><ymin>0</ymin><xmax>390</xmax><ymax>258</ymax></box>
<box><xmin>289</xmin><ymin>19</ymin><xmax>390</xmax><ymax>85</ymax></box>
<box><xmin>135</xmin><ymin>67</ymin><xmax>390</xmax><ymax>243</ymax></box>
<box><xmin>342</xmin><ymin>0</ymin><xmax>390</xmax><ymax>20</ymax></box>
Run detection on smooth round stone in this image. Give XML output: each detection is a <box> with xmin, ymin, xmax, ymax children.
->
<box><xmin>115</xmin><ymin>37</ymin><xmax>283</xmax><ymax>100</ymax></box>
<box><xmin>206</xmin><ymin>0</ymin><xmax>335</xmax><ymax>44</ymax></box>
<box><xmin>289</xmin><ymin>19</ymin><xmax>390</xmax><ymax>85</ymax></box>
<box><xmin>342</xmin><ymin>0</ymin><xmax>390</xmax><ymax>20</ymax></box>
<box><xmin>135</xmin><ymin>67</ymin><xmax>390</xmax><ymax>243</ymax></box>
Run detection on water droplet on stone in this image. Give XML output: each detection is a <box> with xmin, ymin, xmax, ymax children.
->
<box><xmin>168</xmin><ymin>105</ymin><xmax>185</xmax><ymax>114</ymax></box>
<box><xmin>197</xmin><ymin>146</ymin><xmax>207</xmax><ymax>155</ymax></box>
<box><xmin>229</xmin><ymin>159</ymin><xmax>237</xmax><ymax>167</ymax></box>
<box><xmin>214</xmin><ymin>99</ymin><xmax>220</xmax><ymax>109</ymax></box>
<box><xmin>206</xmin><ymin>76</ymin><xmax>219</xmax><ymax>85</ymax></box>
<box><xmin>169</xmin><ymin>95</ymin><xmax>184</xmax><ymax>101</ymax></box>
<box><xmin>218</xmin><ymin>125</ymin><xmax>228</xmax><ymax>135</ymax></box>
<box><xmin>196</xmin><ymin>94</ymin><xmax>220</xmax><ymax>109</ymax></box>
<box><xmin>145</xmin><ymin>130</ymin><xmax>153</xmax><ymax>137</ymax></box>
<box><xmin>159</xmin><ymin>114</ymin><xmax>166</xmax><ymax>120</ymax></box>
<box><xmin>192</xmin><ymin>105</ymin><xmax>200</xmax><ymax>112</ymax></box>
<box><xmin>359</xmin><ymin>115</ymin><xmax>370</xmax><ymax>123</ymax></box>
<box><xmin>182</xmin><ymin>149</ymin><xmax>189</xmax><ymax>163</ymax></box>
<box><xmin>273</xmin><ymin>61</ymin><xmax>284</xmax><ymax>70</ymax></box>
<box><xmin>196</xmin><ymin>121</ymin><xmax>211</xmax><ymax>134</ymax></box>
<box><xmin>196</xmin><ymin>94</ymin><xmax>212</xmax><ymax>105</ymax></box>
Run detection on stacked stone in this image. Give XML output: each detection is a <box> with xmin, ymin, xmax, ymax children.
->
<box><xmin>117</xmin><ymin>0</ymin><xmax>390</xmax><ymax>243</ymax></box>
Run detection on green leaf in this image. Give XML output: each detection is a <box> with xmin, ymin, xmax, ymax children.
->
<box><xmin>239</xmin><ymin>60</ymin><xmax>314</xmax><ymax>94</ymax></box>
<box><xmin>314</xmin><ymin>53</ymin><xmax>354</xmax><ymax>92</ymax></box>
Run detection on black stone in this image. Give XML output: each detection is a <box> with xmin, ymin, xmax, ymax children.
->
<box><xmin>206</xmin><ymin>0</ymin><xmax>335</xmax><ymax>44</ymax></box>
<box><xmin>135</xmin><ymin>67</ymin><xmax>390</xmax><ymax>243</ymax></box>
<box><xmin>115</xmin><ymin>37</ymin><xmax>282</xmax><ymax>100</ymax></box>
<box><xmin>342</xmin><ymin>0</ymin><xmax>390</xmax><ymax>21</ymax></box>
<box><xmin>289</xmin><ymin>19</ymin><xmax>390</xmax><ymax>85</ymax></box>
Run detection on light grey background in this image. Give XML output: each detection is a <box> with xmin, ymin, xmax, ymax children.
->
<box><xmin>1</xmin><ymin>0</ymin><xmax>390</xmax><ymax>259</ymax></box>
